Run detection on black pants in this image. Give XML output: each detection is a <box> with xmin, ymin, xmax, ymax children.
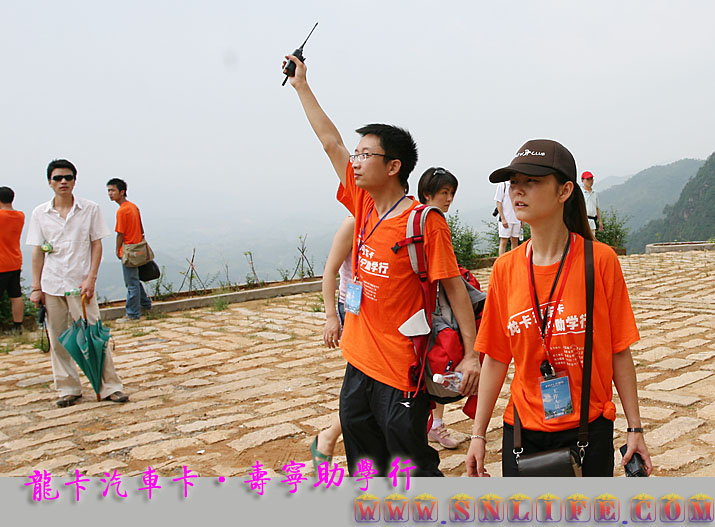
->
<box><xmin>339</xmin><ymin>363</ymin><xmax>442</xmax><ymax>477</ymax></box>
<box><xmin>502</xmin><ymin>415</ymin><xmax>615</xmax><ymax>477</ymax></box>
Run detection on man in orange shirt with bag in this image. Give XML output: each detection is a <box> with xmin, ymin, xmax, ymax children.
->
<box><xmin>107</xmin><ymin>178</ymin><xmax>152</xmax><ymax>322</ymax></box>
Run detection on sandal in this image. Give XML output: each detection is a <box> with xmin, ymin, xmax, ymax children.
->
<box><xmin>310</xmin><ymin>435</ymin><xmax>332</xmax><ymax>474</ymax></box>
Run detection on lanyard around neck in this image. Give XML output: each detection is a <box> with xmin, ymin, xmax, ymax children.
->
<box><xmin>526</xmin><ymin>233</ymin><xmax>575</xmax><ymax>361</ymax></box>
<box><xmin>354</xmin><ymin>194</ymin><xmax>408</xmax><ymax>280</ymax></box>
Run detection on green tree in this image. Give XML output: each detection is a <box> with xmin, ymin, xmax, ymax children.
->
<box><xmin>446</xmin><ymin>211</ymin><xmax>480</xmax><ymax>268</ymax></box>
<box><xmin>595</xmin><ymin>208</ymin><xmax>631</xmax><ymax>248</ymax></box>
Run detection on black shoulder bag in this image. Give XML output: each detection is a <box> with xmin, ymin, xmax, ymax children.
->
<box><xmin>513</xmin><ymin>237</ymin><xmax>594</xmax><ymax>477</ymax></box>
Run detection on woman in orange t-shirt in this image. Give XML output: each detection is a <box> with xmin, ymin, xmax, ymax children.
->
<box><xmin>466</xmin><ymin>139</ymin><xmax>652</xmax><ymax>477</ymax></box>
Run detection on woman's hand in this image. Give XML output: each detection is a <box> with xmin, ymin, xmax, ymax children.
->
<box><xmin>621</xmin><ymin>431</ymin><xmax>653</xmax><ymax>476</ymax></box>
<box><xmin>323</xmin><ymin>314</ymin><xmax>341</xmax><ymax>349</ymax></box>
<box><xmin>466</xmin><ymin>437</ymin><xmax>490</xmax><ymax>477</ymax></box>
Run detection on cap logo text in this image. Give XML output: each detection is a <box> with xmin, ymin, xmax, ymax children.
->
<box><xmin>515</xmin><ymin>149</ymin><xmax>546</xmax><ymax>158</ymax></box>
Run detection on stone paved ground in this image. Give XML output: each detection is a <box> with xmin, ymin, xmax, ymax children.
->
<box><xmin>1</xmin><ymin>250</ymin><xmax>713</xmax><ymax>478</ymax></box>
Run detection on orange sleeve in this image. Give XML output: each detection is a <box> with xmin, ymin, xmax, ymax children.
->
<box><xmin>336</xmin><ymin>163</ymin><xmax>357</xmax><ymax>215</ymax></box>
<box><xmin>474</xmin><ymin>259</ymin><xmax>513</xmax><ymax>365</ymax></box>
<box><xmin>115</xmin><ymin>207</ymin><xmax>127</xmax><ymax>234</ymax></box>
<box><xmin>423</xmin><ymin>212</ymin><xmax>460</xmax><ymax>282</ymax></box>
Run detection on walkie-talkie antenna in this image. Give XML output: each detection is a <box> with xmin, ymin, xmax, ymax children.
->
<box><xmin>299</xmin><ymin>22</ymin><xmax>318</xmax><ymax>50</ymax></box>
<box><xmin>282</xmin><ymin>22</ymin><xmax>318</xmax><ymax>86</ymax></box>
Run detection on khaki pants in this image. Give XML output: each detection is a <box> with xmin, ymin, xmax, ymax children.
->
<box><xmin>45</xmin><ymin>294</ymin><xmax>123</xmax><ymax>399</ymax></box>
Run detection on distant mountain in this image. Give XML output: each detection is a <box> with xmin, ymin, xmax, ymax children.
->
<box><xmin>598</xmin><ymin>174</ymin><xmax>631</xmax><ymax>191</ymax></box>
<box><xmin>599</xmin><ymin>159</ymin><xmax>704</xmax><ymax>234</ymax></box>
<box><xmin>628</xmin><ymin>152</ymin><xmax>715</xmax><ymax>253</ymax></box>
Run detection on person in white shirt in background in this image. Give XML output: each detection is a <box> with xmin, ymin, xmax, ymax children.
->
<box><xmin>494</xmin><ymin>181</ymin><xmax>521</xmax><ymax>256</ymax></box>
<box><xmin>581</xmin><ymin>171</ymin><xmax>604</xmax><ymax>235</ymax></box>
<box><xmin>27</xmin><ymin>159</ymin><xmax>128</xmax><ymax>408</ymax></box>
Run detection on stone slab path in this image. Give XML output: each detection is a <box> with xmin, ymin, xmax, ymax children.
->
<box><xmin>1</xmin><ymin>250</ymin><xmax>713</xmax><ymax>478</ymax></box>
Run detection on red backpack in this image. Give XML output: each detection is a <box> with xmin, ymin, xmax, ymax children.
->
<box><xmin>392</xmin><ymin>205</ymin><xmax>486</xmax><ymax>404</ymax></box>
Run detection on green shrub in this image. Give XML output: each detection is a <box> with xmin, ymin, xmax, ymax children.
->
<box><xmin>446</xmin><ymin>211</ymin><xmax>481</xmax><ymax>268</ymax></box>
<box><xmin>596</xmin><ymin>208</ymin><xmax>631</xmax><ymax>248</ymax></box>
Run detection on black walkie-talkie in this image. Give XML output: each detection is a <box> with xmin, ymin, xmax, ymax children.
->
<box><xmin>282</xmin><ymin>22</ymin><xmax>318</xmax><ymax>86</ymax></box>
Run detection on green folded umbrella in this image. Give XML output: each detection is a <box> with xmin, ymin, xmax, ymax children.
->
<box><xmin>58</xmin><ymin>297</ymin><xmax>110</xmax><ymax>401</ymax></box>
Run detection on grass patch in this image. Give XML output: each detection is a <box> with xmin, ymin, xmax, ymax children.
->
<box><xmin>212</xmin><ymin>298</ymin><xmax>229</xmax><ymax>311</ymax></box>
<box><xmin>0</xmin><ymin>344</ymin><xmax>12</xmax><ymax>354</ymax></box>
<box><xmin>144</xmin><ymin>311</ymin><xmax>168</xmax><ymax>320</ymax></box>
<box><xmin>33</xmin><ymin>338</ymin><xmax>50</xmax><ymax>353</ymax></box>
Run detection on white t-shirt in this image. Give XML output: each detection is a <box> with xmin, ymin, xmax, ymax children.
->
<box><xmin>583</xmin><ymin>189</ymin><xmax>600</xmax><ymax>229</ymax></box>
<box><xmin>26</xmin><ymin>197</ymin><xmax>112</xmax><ymax>296</ymax></box>
<box><xmin>494</xmin><ymin>182</ymin><xmax>519</xmax><ymax>224</ymax></box>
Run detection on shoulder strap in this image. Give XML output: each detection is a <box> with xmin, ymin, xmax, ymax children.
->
<box><xmin>579</xmin><ymin>237</ymin><xmax>594</xmax><ymax>447</ymax></box>
<box><xmin>392</xmin><ymin>204</ymin><xmax>444</xmax><ymax>281</ymax></box>
<box><xmin>391</xmin><ymin>204</ymin><xmax>444</xmax><ymax>396</ymax></box>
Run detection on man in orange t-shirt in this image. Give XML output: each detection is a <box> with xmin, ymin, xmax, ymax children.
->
<box><xmin>284</xmin><ymin>55</ymin><xmax>480</xmax><ymax>476</ymax></box>
<box><xmin>0</xmin><ymin>186</ymin><xmax>25</xmax><ymax>334</ymax></box>
<box><xmin>107</xmin><ymin>178</ymin><xmax>151</xmax><ymax>321</ymax></box>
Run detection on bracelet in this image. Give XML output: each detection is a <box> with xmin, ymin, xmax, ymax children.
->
<box><xmin>31</xmin><ymin>288</ymin><xmax>41</xmax><ymax>292</ymax></box>
<box><xmin>627</xmin><ymin>427</ymin><xmax>644</xmax><ymax>433</ymax></box>
<box><xmin>470</xmin><ymin>434</ymin><xmax>487</xmax><ymax>442</ymax></box>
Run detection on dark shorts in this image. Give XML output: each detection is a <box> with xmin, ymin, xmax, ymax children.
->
<box><xmin>0</xmin><ymin>269</ymin><xmax>22</xmax><ymax>298</ymax></box>
<box><xmin>339</xmin><ymin>363</ymin><xmax>442</xmax><ymax>477</ymax></box>
<box><xmin>501</xmin><ymin>415</ymin><xmax>615</xmax><ymax>477</ymax></box>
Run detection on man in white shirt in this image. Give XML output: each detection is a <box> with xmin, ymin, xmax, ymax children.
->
<box><xmin>581</xmin><ymin>171</ymin><xmax>604</xmax><ymax>234</ymax></box>
<box><xmin>27</xmin><ymin>159</ymin><xmax>127</xmax><ymax>408</ymax></box>
<box><xmin>494</xmin><ymin>181</ymin><xmax>521</xmax><ymax>256</ymax></box>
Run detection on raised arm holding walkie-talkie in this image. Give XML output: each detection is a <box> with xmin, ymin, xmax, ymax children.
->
<box><xmin>281</xmin><ymin>23</ymin><xmax>350</xmax><ymax>186</ymax></box>
<box><xmin>282</xmin><ymin>22</ymin><xmax>318</xmax><ymax>86</ymax></box>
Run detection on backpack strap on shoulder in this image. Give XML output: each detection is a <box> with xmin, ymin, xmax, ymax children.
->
<box><xmin>392</xmin><ymin>205</ymin><xmax>445</xmax><ymax>396</ymax></box>
<box><xmin>391</xmin><ymin>205</ymin><xmax>444</xmax><ymax>283</ymax></box>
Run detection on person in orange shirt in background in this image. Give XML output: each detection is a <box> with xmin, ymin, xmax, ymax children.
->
<box><xmin>107</xmin><ymin>178</ymin><xmax>151</xmax><ymax>322</ymax></box>
<box><xmin>0</xmin><ymin>186</ymin><xmax>25</xmax><ymax>334</ymax></box>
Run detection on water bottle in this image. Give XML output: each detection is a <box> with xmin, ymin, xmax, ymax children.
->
<box><xmin>432</xmin><ymin>372</ymin><xmax>463</xmax><ymax>392</ymax></box>
<box><xmin>64</xmin><ymin>288</ymin><xmax>81</xmax><ymax>297</ymax></box>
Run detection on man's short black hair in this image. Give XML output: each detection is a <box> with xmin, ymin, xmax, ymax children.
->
<box><xmin>107</xmin><ymin>178</ymin><xmax>127</xmax><ymax>193</ymax></box>
<box><xmin>355</xmin><ymin>124</ymin><xmax>418</xmax><ymax>192</ymax></box>
<box><xmin>47</xmin><ymin>159</ymin><xmax>77</xmax><ymax>180</ymax></box>
<box><xmin>0</xmin><ymin>186</ymin><xmax>14</xmax><ymax>204</ymax></box>
<box><xmin>417</xmin><ymin>167</ymin><xmax>458</xmax><ymax>204</ymax></box>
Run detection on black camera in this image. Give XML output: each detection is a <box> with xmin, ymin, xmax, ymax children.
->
<box><xmin>619</xmin><ymin>444</ymin><xmax>648</xmax><ymax>477</ymax></box>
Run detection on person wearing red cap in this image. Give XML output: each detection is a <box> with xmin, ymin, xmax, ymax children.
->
<box><xmin>465</xmin><ymin>139</ymin><xmax>651</xmax><ymax>478</ymax></box>
<box><xmin>581</xmin><ymin>171</ymin><xmax>603</xmax><ymax>234</ymax></box>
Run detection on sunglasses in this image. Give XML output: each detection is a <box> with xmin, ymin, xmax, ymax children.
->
<box><xmin>51</xmin><ymin>174</ymin><xmax>75</xmax><ymax>182</ymax></box>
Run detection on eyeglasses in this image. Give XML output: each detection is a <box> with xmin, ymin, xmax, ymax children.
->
<box><xmin>52</xmin><ymin>174</ymin><xmax>75</xmax><ymax>182</ymax></box>
<box><xmin>349</xmin><ymin>152</ymin><xmax>392</xmax><ymax>163</ymax></box>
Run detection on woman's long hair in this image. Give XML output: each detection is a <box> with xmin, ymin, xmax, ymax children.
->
<box><xmin>555</xmin><ymin>173</ymin><xmax>594</xmax><ymax>240</ymax></box>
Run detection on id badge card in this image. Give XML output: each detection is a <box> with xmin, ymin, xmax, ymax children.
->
<box><xmin>345</xmin><ymin>279</ymin><xmax>363</xmax><ymax>315</ymax></box>
<box><xmin>539</xmin><ymin>371</ymin><xmax>573</xmax><ymax>420</ymax></box>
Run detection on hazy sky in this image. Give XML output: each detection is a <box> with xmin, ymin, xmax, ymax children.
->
<box><xmin>3</xmin><ymin>1</ymin><xmax>714</xmax><ymax>291</ymax></box>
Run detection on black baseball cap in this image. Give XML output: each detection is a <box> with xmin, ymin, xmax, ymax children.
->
<box><xmin>489</xmin><ymin>139</ymin><xmax>577</xmax><ymax>184</ymax></box>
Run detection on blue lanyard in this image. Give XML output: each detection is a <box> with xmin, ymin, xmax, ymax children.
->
<box><xmin>354</xmin><ymin>194</ymin><xmax>408</xmax><ymax>280</ymax></box>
